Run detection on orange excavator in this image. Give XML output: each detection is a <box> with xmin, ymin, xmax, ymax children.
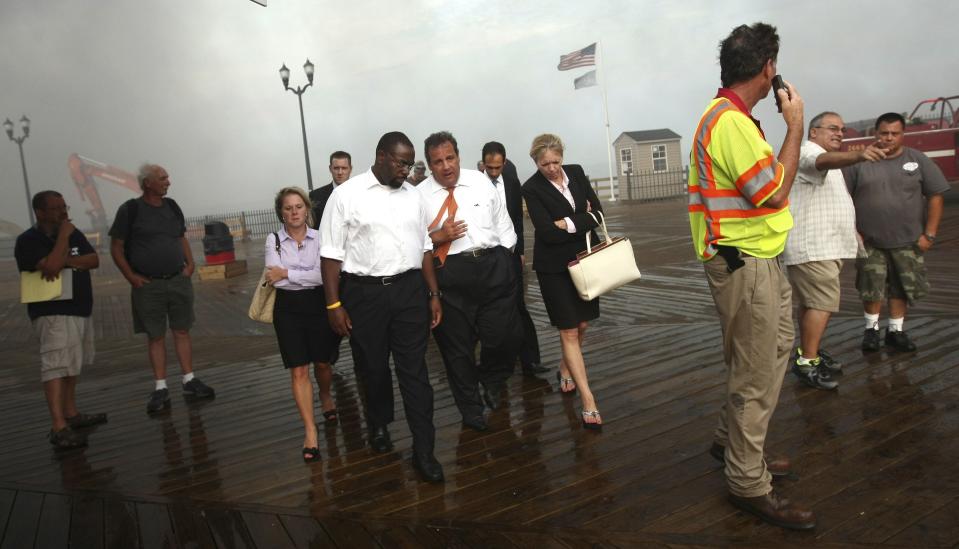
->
<box><xmin>67</xmin><ymin>153</ymin><xmax>139</xmax><ymax>238</ymax></box>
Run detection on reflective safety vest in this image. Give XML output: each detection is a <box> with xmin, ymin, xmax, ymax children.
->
<box><xmin>688</xmin><ymin>97</ymin><xmax>793</xmax><ymax>261</ymax></box>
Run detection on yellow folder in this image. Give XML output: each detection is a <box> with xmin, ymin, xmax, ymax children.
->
<box><xmin>20</xmin><ymin>269</ymin><xmax>73</xmax><ymax>304</ymax></box>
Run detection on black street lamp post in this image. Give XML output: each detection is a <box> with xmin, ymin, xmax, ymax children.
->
<box><xmin>279</xmin><ymin>60</ymin><xmax>315</xmax><ymax>191</ymax></box>
<box><xmin>4</xmin><ymin>116</ymin><xmax>34</xmax><ymax>226</ymax></box>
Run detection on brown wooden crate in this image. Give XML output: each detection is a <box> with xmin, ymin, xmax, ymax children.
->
<box><xmin>198</xmin><ymin>259</ymin><xmax>248</xmax><ymax>280</ymax></box>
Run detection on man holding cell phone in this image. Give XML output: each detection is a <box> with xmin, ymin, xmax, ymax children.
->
<box><xmin>688</xmin><ymin>22</ymin><xmax>815</xmax><ymax>530</ymax></box>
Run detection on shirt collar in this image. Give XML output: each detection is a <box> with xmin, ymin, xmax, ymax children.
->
<box><xmin>486</xmin><ymin>171</ymin><xmax>503</xmax><ymax>186</ymax></box>
<box><xmin>804</xmin><ymin>140</ymin><xmax>826</xmax><ymax>154</ymax></box>
<box><xmin>362</xmin><ymin>168</ymin><xmax>408</xmax><ymax>191</ymax></box>
<box><xmin>547</xmin><ymin>169</ymin><xmax>570</xmax><ymax>192</ymax></box>
<box><xmin>278</xmin><ymin>226</ymin><xmax>316</xmax><ymax>242</ymax></box>
<box><xmin>716</xmin><ymin>87</ymin><xmax>763</xmax><ymax>135</ymax></box>
<box><xmin>427</xmin><ymin>171</ymin><xmax>470</xmax><ymax>194</ymax></box>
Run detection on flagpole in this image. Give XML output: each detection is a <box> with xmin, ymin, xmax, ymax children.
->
<box><xmin>597</xmin><ymin>41</ymin><xmax>616</xmax><ymax>201</ymax></box>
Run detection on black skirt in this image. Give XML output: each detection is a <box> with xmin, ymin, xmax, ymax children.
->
<box><xmin>536</xmin><ymin>270</ymin><xmax>599</xmax><ymax>329</ymax></box>
<box><xmin>272</xmin><ymin>287</ymin><xmax>342</xmax><ymax>368</ymax></box>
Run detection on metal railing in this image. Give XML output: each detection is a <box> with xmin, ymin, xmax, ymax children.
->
<box><xmin>619</xmin><ymin>167</ymin><xmax>687</xmax><ymax>202</ymax></box>
<box><xmin>588</xmin><ymin>166</ymin><xmax>687</xmax><ymax>202</ymax></box>
<box><xmin>184</xmin><ymin>208</ymin><xmax>281</xmax><ymax>241</ymax></box>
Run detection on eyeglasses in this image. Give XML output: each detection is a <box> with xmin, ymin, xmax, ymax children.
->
<box><xmin>42</xmin><ymin>204</ymin><xmax>70</xmax><ymax>212</ymax></box>
<box><xmin>388</xmin><ymin>152</ymin><xmax>415</xmax><ymax>170</ymax></box>
<box><xmin>813</xmin><ymin>125</ymin><xmax>847</xmax><ymax>135</ymax></box>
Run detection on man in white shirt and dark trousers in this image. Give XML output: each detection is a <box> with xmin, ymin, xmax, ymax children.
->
<box><xmin>420</xmin><ymin>132</ymin><xmax>521</xmax><ymax>431</ymax></box>
<box><xmin>482</xmin><ymin>142</ymin><xmax>547</xmax><ymax>377</ymax></box>
<box><xmin>319</xmin><ymin>131</ymin><xmax>445</xmax><ymax>483</ymax></box>
<box><xmin>783</xmin><ymin>111</ymin><xmax>886</xmax><ymax>390</ymax></box>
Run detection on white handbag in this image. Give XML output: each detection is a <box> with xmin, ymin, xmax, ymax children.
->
<box><xmin>567</xmin><ymin>211</ymin><xmax>641</xmax><ymax>300</ymax></box>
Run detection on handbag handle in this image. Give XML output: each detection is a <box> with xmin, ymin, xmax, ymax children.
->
<box><xmin>583</xmin><ymin>211</ymin><xmax>611</xmax><ymax>254</ymax></box>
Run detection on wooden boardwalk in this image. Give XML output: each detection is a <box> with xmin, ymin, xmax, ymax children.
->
<box><xmin>0</xmin><ymin>197</ymin><xmax>957</xmax><ymax>548</ymax></box>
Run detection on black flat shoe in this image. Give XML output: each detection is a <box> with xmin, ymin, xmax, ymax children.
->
<box><xmin>369</xmin><ymin>425</ymin><xmax>393</xmax><ymax>453</ymax></box>
<box><xmin>412</xmin><ymin>451</ymin><xmax>445</xmax><ymax>483</ymax></box>
<box><xmin>522</xmin><ymin>363</ymin><xmax>549</xmax><ymax>376</ymax></box>
<box><xmin>462</xmin><ymin>415</ymin><xmax>489</xmax><ymax>432</ymax></box>
<box><xmin>302</xmin><ymin>447</ymin><xmax>321</xmax><ymax>463</ymax></box>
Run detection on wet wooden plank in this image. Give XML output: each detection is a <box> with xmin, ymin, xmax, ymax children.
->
<box><xmin>0</xmin><ymin>489</ymin><xmax>15</xmax><ymax>544</ymax></box>
<box><xmin>240</xmin><ymin>511</ymin><xmax>295</xmax><ymax>549</ymax></box>
<box><xmin>277</xmin><ymin>515</ymin><xmax>335</xmax><ymax>549</ymax></box>
<box><xmin>168</xmin><ymin>503</ymin><xmax>216</xmax><ymax>549</ymax></box>
<box><xmin>203</xmin><ymin>508</ymin><xmax>255</xmax><ymax>549</ymax></box>
<box><xmin>35</xmin><ymin>493</ymin><xmax>72</xmax><ymax>549</ymax></box>
<box><xmin>456</xmin><ymin>527</ymin><xmax>519</xmax><ymax>549</ymax></box>
<box><xmin>69</xmin><ymin>495</ymin><xmax>104</xmax><ymax>549</ymax></box>
<box><xmin>0</xmin><ymin>491</ymin><xmax>42</xmax><ymax>549</ymax></box>
<box><xmin>103</xmin><ymin>499</ymin><xmax>139</xmax><ymax>549</ymax></box>
<box><xmin>404</xmin><ymin>524</ymin><xmax>472</xmax><ymax>549</ymax></box>
<box><xmin>135</xmin><ymin>502</ymin><xmax>175</xmax><ymax>549</ymax></box>
<box><xmin>318</xmin><ymin>516</ymin><xmax>380</xmax><ymax>549</ymax></box>
<box><xmin>886</xmin><ymin>496</ymin><xmax>959</xmax><ymax>547</ymax></box>
<box><xmin>365</xmin><ymin>522</ymin><xmax>422</xmax><ymax>549</ymax></box>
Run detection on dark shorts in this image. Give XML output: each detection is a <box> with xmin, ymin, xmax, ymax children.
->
<box><xmin>855</xmin><ymin>244</ymin><xmax>929</xmax><ymax>305</ymax></box>
<box><xmin>536</xmin><ymin>270</ymin><xmax>599</xmax><ymax>330</ymax></box>
<box><xmin>273</xmin><ymin>287</ymin><xmax>342</xmax><ymax>368</ymax></box>
<box><xmin>131</xmin><ymin>273</ymin><xmax>195</xmax><ymax>339</ymax></box>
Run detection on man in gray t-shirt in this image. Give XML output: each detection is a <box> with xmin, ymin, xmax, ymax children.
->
<box><xmin>844</xmin><ymin>113</ymin><xmax>949</xmax><ymax>353</ymax></box>
<box><xmin>109</xmin><ymin>164</ymin><xmax>216</xmax><ymax>414</ymax></box>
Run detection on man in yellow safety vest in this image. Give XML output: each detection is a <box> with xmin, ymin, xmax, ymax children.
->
<box><xmin>688</xmin><ymin>22</ymin><xmax>814</xmax><ymax>530</ymax></box>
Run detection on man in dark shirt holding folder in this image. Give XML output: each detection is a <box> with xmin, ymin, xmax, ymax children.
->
<box><xmin>15</xmin><ymin>190</ymin><xmax>106</xmax><ymax>450</ymax></box>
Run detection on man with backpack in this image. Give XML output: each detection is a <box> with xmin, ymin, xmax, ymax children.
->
<box><xmin>109</xmin><ymin>163</ymin><xmax>215</xmax><ymax>415</ymax></box>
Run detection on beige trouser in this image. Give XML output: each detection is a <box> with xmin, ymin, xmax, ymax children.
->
<box><xmin>704</xmin><ymin>254</ymin><xmax>793</xmax><ymax>497</ymax></box>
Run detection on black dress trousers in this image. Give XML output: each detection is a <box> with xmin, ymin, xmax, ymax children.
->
<box><xmin>486</xmin><ymin>252</ymin><xmax>541</xmax><ymax>368</ymax></box>
<box><xmin>432</xmin><ymin>247</ymin><xmax>521</xmax><ymax>418</ymax></box>
<box><xmin>341</xmin><ymin>270</ymin><xmax>435</xmax><ymax>453</ymax></box>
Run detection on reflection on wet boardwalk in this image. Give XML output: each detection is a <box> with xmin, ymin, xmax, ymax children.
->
<box><xmin>1</xmin><ymin>198</ymin><xmax>957</xmax><ymax>548</ymax></box>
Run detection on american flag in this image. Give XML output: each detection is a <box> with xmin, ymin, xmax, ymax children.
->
<box><xmin>557</xmin><ymin>43</ymin><xmax>596</xmax><ymax>71</ymax></box>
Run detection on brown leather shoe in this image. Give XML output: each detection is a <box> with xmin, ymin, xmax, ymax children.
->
<box><xmin>728</xmin><ymin>491</ymin><xmax>816</xmax><ymax>530</ymax></box>
<box><xmin>710</xmin><ymin>442</ymin><xmax>792</xmax><ymax>478</ymax></box>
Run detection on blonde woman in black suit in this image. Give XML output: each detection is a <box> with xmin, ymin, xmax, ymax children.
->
<box><xmin>521</xmin><ymin>134</ymin><xmax>604</xmax><ymax>430</ymax></box>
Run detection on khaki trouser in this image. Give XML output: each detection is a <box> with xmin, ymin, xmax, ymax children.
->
<box><xmin>704</xmin><ymin>254</ymin><xmax>793</xmax><ymax>497</ymax></box>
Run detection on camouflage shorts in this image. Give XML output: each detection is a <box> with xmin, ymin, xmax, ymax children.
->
<box><xmin>855</xmin><ymin>244</ymin><xmax>929</xmax><ymax>305</ymax></box>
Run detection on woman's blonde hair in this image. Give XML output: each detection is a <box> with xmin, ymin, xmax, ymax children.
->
<box><xmin>529</xmin><ymin>133</ymin><xmax>564</xmax><ymax>161</ymax></box>
<box><xmin>274</xmin><ymin>186</ymin><xmax>313</xmax><ymax>225</ymax></box>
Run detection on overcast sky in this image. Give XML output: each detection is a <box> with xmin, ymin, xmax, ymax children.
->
<box><xmin>1</xmin><ymin>0</ymin><xmax>955</xmax><ymax>231</ymax></box>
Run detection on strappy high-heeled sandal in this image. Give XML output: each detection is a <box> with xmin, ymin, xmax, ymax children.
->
<box><xmin>581</xmin><ymin>410</ymin><xmax>603</xmax><ymax>431</ymax></box>
<box><xmin>556</xmin><ymin>371</ymin><xmax>576</xmax><ymax>394</ymax></box>
<box><xmin>302</xmin><ymin>446</ymin><xmax>321</xmax><ymax>462</ymax></box>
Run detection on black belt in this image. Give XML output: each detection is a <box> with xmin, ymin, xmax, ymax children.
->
<box><xmin>142</xmin><ymin>272</ymin><xmax>180</xmax><ymax>280</ymax></box>
<box><xmin>343</xmin><ymin>269</ymin><xmax>417</xmax><ymax>285</ymax></box>
<box><xmin>452</xmin><ymin>247</ymin><xmax>494</xmax><ymax>258</ymax></box>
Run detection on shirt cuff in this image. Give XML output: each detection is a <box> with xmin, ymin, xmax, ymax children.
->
<box><xmin>565</xmin><ymin>217</ymin><xmax>576</xmax><ymax>233</ymax></box>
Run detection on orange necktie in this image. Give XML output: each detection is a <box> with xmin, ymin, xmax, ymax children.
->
<box><xmin>428</xmin><ymin>187</ymin><xmax>458</xmax><ymax>265</ymax></box>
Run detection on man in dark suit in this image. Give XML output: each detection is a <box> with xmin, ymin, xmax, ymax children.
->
<box><xmin>309</xmin><ymin>151</ymin><xmax>352</xmax><ymax>229</ymax></box>
<box><xmin>482</xmin><ymin>142</ymin><xmax>547</xmax><ymax>377</ymax></box>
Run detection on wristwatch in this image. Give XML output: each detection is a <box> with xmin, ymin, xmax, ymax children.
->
<box><xmin>923</xmin><ymin>232</ymin><xmax>936</xmax><ymax>243</ymax></box>
<box><xmin>428</xmin><ymin>290</ymin><xmax>443</xmax><ymax>298</ymax></box>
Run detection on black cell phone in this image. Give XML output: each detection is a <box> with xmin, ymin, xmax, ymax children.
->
<box><xmin>773</xmin><ymin>75</ymin><xmax>787</xmax><ymax>113</ymax></box>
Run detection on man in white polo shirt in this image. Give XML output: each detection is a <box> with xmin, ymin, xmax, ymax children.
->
<box><xmin>783</xmin><ymin>111</ymin><xmax>885</xmax><ymax>389</ymax></box>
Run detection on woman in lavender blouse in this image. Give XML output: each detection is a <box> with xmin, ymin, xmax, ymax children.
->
<box><xmin>265</xmin><ymin>187</ymin><xmax>342</xmax><ymax>462</ymax></box>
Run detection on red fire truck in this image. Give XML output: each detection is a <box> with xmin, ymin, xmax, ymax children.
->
<box><xmin>842</xmin><ymin>95</ymin><xmax>959</xmax><ymax>182</ymax></box>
